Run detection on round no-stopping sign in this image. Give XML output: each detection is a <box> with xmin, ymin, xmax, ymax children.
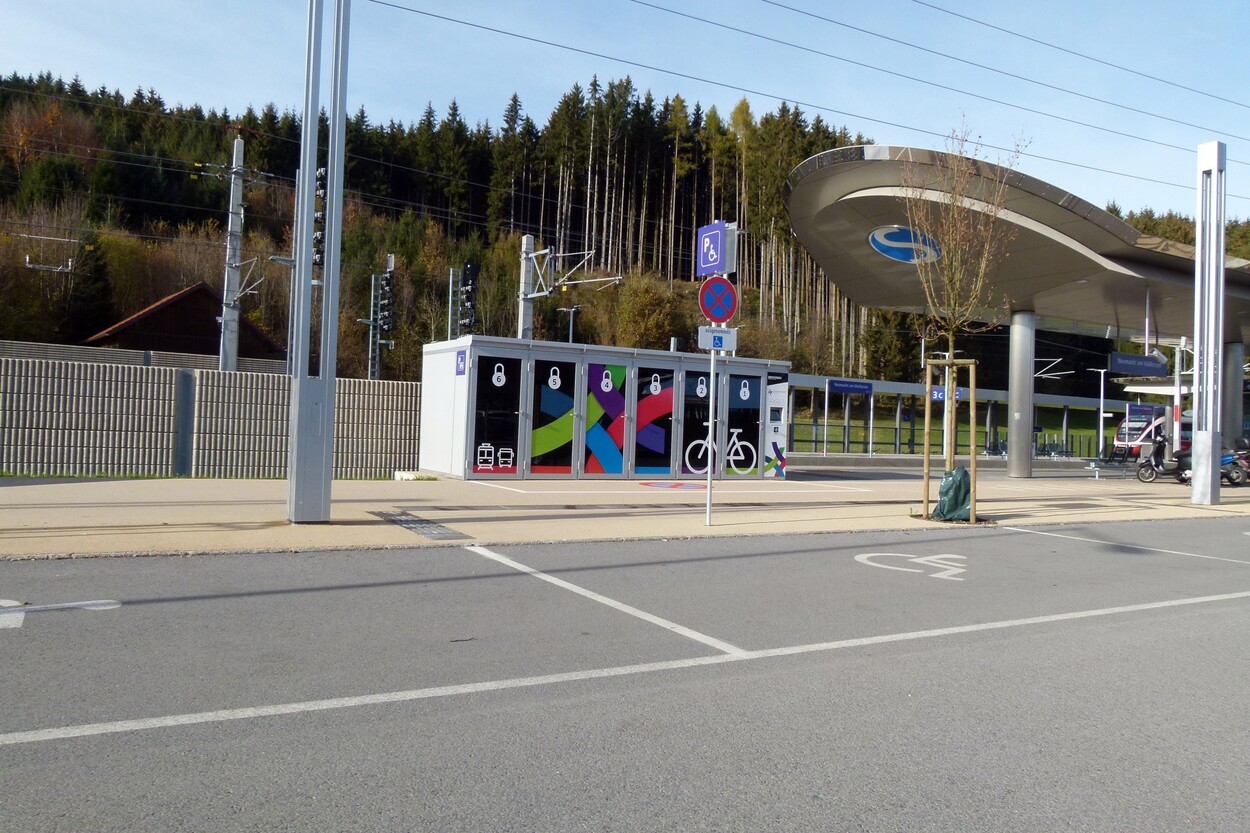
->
<box><xmin>699</xmin><ymin>275</ymin><xmax>738</xmax><ymax>323</ymax></box>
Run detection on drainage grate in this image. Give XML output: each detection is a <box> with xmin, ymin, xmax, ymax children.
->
<box><xmin>373</xmin><ymin>510</ymin><xmax>471</xmax><ymax>541</ymax></box>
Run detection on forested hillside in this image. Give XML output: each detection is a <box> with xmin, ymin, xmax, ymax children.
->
<box><xmin>1</xmin><ymin>72</ymin><xmax>1246</xmax><ymax>384</ymax></box>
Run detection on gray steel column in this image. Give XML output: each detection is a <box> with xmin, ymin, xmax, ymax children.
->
<box><xmin>1007</xmin><ymin>310</ymin><xmax>1035</xmax><ymax>478</ymax></box>
<box><xmin>1192</xmin><ymin>141</ymin><xmax>1226</xmax><ymax>506</ymax></box>
<box><xmin>287</xmin><ymin>0</ymin><xmax>334</xmax><ymax>523</ymax></box>
<box><xmin>218</xmin><ymin>136</ymin><xmax>245</xmax><ymax>372</ymax></box>
<box><xmin>288</xmin><ymin>0</ymin><xmax>351</xmax><ymax>522</ymax></box>
<box><xmin>314</xmin><ymin>0</ymin><xmax>351</xmax><ymax>495</ymax></box>
<box><xmin>1223</xmin><ymin>341</ymin><xmax>1244</xmax><ymax>443</ymax></box>
<box><xmin>518</xmin><ymin>234</ymin><xmax>535</xmax><ymax>339</ymax></box>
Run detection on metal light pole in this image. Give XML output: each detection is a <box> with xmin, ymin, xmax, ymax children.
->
<box><xmin>557</xmin><ymin>305</ymin><xmax>581</xmax><ymax>343</ymax></box>
<box><xmin>1192</xmin><ymin>141</ymin><xmax>1226</xmax><ymax>506</ymax></box>
<box><xmin>1089</xmin><ymin>368</ymin><xmax>1108</xmax><ymax>459</ymax></box>
<box><xmin>1173</xmin><ymin>337</ymin><xmax>1186</xmax><ymax>459</ymax></box>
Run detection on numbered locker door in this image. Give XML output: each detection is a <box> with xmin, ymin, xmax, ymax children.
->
<box><xmin>582</xmin><ymin>361</ymin><xmax>629</xmax><ymax>478</ymax></box>
<box><xmin>680</xmin><ymin>368</ymin><xmax>721</xmax><ymax>476</ymax></box>
<box><xmin>725</xmin><ymin>374</ymin><xmax>763</xmax><ymax>477</ymax></box>
<box><xmin>632</xmin><ymin>366</ymin><xmax>678</xmax><ymax>478</ymax></box>
<box><xmin>529</xmin><ymin>358</ymin><xmax>579</xmax><ymax>477</ymax></box>
<box><xmin>469</xmin><ymin>355</ymin><xmax>523</xmax><ymax>479</ymax></box>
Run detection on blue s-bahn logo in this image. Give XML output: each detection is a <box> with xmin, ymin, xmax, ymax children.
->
<box><xmin>868</xmin><ymin>226</ymin><xmax>941</xmax><ymax>264</ymax></box>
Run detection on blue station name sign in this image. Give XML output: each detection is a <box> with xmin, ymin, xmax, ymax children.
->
<box><xmin>828</xmin><ymin>378</ymin><xmax>873</xmax><ymax>396</ymax></box>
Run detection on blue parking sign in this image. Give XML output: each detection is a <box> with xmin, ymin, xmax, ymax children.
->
<box><xmin>697</xmin><ymin>221</ymin><xmax>726</xmax><ymax>277</ymax></box>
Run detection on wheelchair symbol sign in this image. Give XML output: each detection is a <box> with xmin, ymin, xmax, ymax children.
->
<box><xmin>697</xmin><ymin>221</ymin><xmax>726</xmax><ymax>276</ymax></box>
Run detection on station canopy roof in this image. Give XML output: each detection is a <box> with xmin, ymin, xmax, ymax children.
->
<box><xmin>784</xmin><ymin>145</ymin><xmax>1250</xmax><ymax>345</ymax></box>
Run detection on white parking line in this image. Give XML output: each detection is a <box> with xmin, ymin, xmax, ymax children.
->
<box><xmin>0</xmin><ymin>600</ymin><xmax>121</xmax><ymax>614</ymax></box>
<box><xmin>470</xmin><ymin>481</ymin><xmax>528</xmax><ymax>493</ymax></box>
<box><xmin>466</xmin><ymin>546</ymin><xmax>747</xmax><ymax>656</ymax></box>
<box><xmin>0</xmin><ymin>599</ymin><xmax>121</xmax><ymax>630</ymax></box>
<box><xmin>993</xmin><ymin>482</ymin><xmax>1117</xmax><ymax>494</ymax></box>
<box><xmin>1003</xmin><ymin>526</ymin><xmax>1250</xmax><ymax>565</ymax></box>
<box><xmin>791</xmin><ymin>483</ymin><xmax>874</xmax><ymax>493</ymax></box>
<box><xmin>4</xmin><ymin>588</ymin><xmax>1249</xmax><ymax>747</ymax></box>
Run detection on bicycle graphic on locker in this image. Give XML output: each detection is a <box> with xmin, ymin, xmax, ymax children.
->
<box><xmin>685</xmin><ymin>421</ymin><xmax>757</xmax><ymax>475</ymax></box>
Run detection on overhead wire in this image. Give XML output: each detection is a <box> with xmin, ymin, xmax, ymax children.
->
<box><xmin>0</xmin><ymin>141</ymin><xmax>689</xmax><ymax>274</ymax></box>
<box><xmin>6</xmin><ymin>0</ymin><xmax>1248</xmax><ymax>242</ymax></box>
<box><xmin>909</xmin><ymin>0</ymin><xmax>1250</xmax><ymax>112</ymax></box>
<box><xmin>1</xmin><ymin>100</ymin><xmax>715</xmax><ymax>270</ymax></box>
<box><xmin>758</xmin><ymin>0</ymin><xmax>1249</xmax><ymax>133</ymax></box>
<box><xmin>365</xmin><ymin>0</ymin><xmax>1248</xmax><ymax>202</ymax></box>
<box><xmin>635</xmin><ymin>0</ymin><xmax>1250</xmax><ymax>149</ymax></box>
<box><xmin>0</xmin><ymin>215</ymin><xmax>388</xmax><ymax>277</ymax></box>
<box><xmin>0</xmin><ymin>142</ymin><xmax>294</xmax><ymax>226</ymax></box>
<box><xmin>1</xmin><ymin>83</ymin><xmax>705</xmax><ymax>256</ymax></box>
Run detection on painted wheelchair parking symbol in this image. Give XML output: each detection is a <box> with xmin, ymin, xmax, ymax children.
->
<box><xmin>854</xmin><ymin>553</ymin><xmax>967</xmax><ymax>581</ymax></box>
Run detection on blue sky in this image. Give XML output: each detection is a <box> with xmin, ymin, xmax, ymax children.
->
<box><xmin>6</xmin><ymin>0</ymin><xmax>1248</xmax><ymax>219</ymax></box>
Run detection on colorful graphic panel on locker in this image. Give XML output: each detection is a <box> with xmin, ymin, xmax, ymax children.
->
<box><xmin>583</xmin><ymin>363</ymin><xmax>627</xmax><ymax>474</ymax></box>
<box><xmin>472</xmin><ymin>356</ymin><xmax>522</xmax><ymax>475</ymax></box>
<box><xmin>531</xmin><ymin>359</ymin><xmax>576</xmax><ymax>474</ymax></box>
<box><xmin>725</xmin><ymin>375</ymin><xmax>761</xmax><ymax>476</ymax></box>
<box><xmin>635</xmin><ymin>367</ymin><xmax>675</xmax><ymax>474</ymax></box>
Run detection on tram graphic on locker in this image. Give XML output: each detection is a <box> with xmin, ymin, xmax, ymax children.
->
<box><xmin>471</xmin><ymin>355</ymin><xmax>521</xmax><ymax>475</ymax></box>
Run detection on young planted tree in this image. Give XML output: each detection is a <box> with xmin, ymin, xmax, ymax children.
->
<box><xmin>900</xmin><ymin>129</ymin><xmax>1022</xmax><ymax>474</ymax></box>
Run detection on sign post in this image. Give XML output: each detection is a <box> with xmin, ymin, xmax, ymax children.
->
<box><xmin>707</xmin><ymin>346</ymin><xmax>717</xmax><ymax>524</ymax></box>
<box><xmin>697</xmin><ymin>275</ymin><xmax>738</xmax><ymax>525</ymax></box>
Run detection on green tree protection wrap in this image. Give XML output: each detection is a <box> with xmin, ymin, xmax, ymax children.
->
<box><xmin>931</xmin><ymin>466</ymin><xmax>971</xmax><ymax>522</ymax></box>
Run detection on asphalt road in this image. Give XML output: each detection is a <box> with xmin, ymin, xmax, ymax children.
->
<box><xmin>4</xmin><ymin>518</ymin><xmax>1250</xmax><ymax>832</ymax></box>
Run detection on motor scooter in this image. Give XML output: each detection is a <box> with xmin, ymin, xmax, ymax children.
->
<box><xmin>1135</xmin><ymin>438</ymin><xmax>1182</xmax><ymax>483</ymax></box>
<box><xmin>1230</xmin><ymin>438</ymin><xmax>1250</xmax><ymax>482</ymax></box>
<box><xmin>1135</xmin><ymin>438</ymin><xmax>1245</xmax><ymax>486</ymax></box>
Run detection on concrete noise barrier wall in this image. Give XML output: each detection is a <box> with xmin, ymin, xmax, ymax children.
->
<box><xmin>0</xmin><ymin>358</ymin><xmax>420</xmax><ymax>479</ymax></box>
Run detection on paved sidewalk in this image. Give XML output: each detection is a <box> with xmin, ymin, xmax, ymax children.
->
<box><xmin>3</xmin><ymin>466</ymin><xmax>1249</xmax><ymax>558</ymax></box>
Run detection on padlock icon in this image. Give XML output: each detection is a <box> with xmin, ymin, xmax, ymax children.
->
<box><xmin>649</xmin><ymin>374</ymin><xmax>662</xmax><ymax>396</ymax></box>
<box><xmin>492</xmin><ymin>363</ymin><xmax>507</xmax><ymax>386</ymax></box>
<box><xmin>548</xmin><ymin>366</ymin><xmax>562</xmax><ymax>390</ymax></box>
<box><xmin>696</xmin><ymin>376</ymin><xmax>707</xmax><ymax>398</ymax></box>
<box><xmin>600</xmin><ymin>369</ymin><xmax>614</xmax><ymax>393</ymax></box>
<box><xmin>740</xmin><ymin>380</ymin><xmax>750</xmax><ymax>400</ymax></box>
